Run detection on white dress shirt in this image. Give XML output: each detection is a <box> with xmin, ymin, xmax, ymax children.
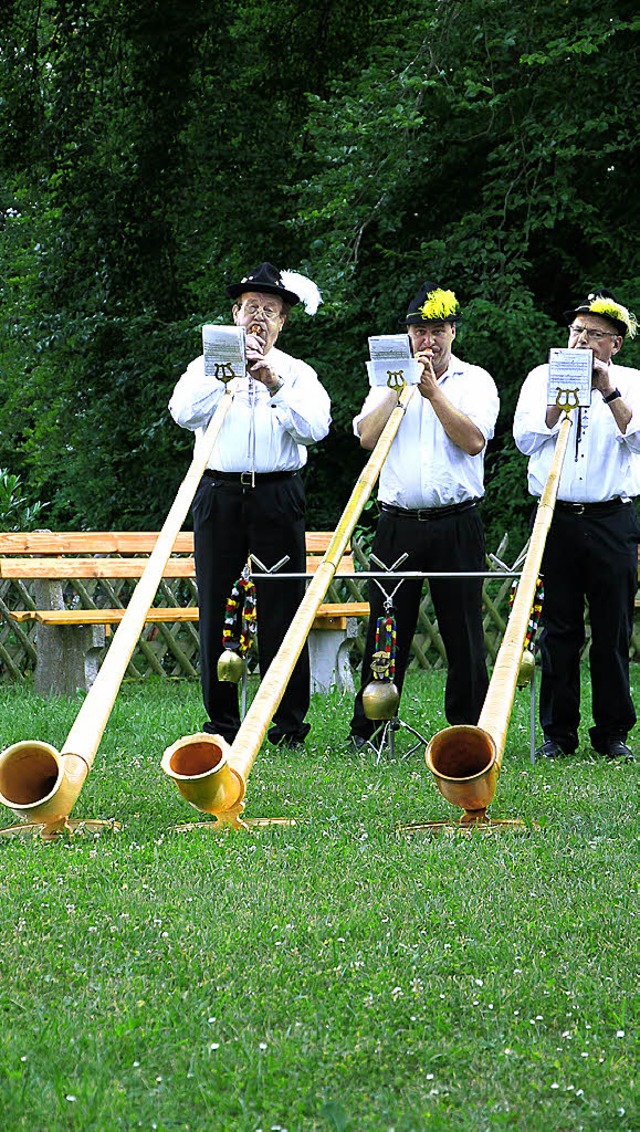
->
<box><xmin>513</xmin><ymin>360</ymin><xmax>640</xmax><ymax>501</ymax></box>
<box><xmin>353</xmin><ymin>353</ymin><xmax>499</xmax><ymax>509</ymax></box>
<box><xmin>169</xmin><ymin>345</ymin><xmax>331</xmax><ymax>473</ymax></box>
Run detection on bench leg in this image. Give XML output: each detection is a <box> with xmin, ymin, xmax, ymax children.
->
<box><xmin>31</xmin><ymin>579</ymin><xmax>106</xmax><ymax>696</ymax></box>
<box><xmin>308</xmin><ymin>624</ymin><xmax>356</xmax><ymax>695</ymax></box>
<box><xmin>35</xmin><ymin>624</ymin><xmax>106</xmax><ymax>697</ymax></box>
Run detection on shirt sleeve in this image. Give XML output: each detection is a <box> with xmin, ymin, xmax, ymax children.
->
<box><xmin>615</xmin><ymin>367</ymin><xmax>640</xmax><ymax>452</ymax></box>
<box><xmin>458</xmin><ymin>366</ymin><xmax>500</xmax><ymax>443</ymax></box>
<box><xmin>268</xmin><ymin>354</ymin><xmax>332</xmax><ymax>445</ymax></box>
<box><xmin>513</xmin><ymin>365</ymin><xmax>560</xmax><ymax>456</ymax></box>
<box><xmin>168</xmin><ymin>356</ymin><xmax>225</xmax><ymax>431</ymax></box>
<box><xmin>352</xmin><ymin>386</ymin><xmax>390</xmax><ymax>436</ymax></box>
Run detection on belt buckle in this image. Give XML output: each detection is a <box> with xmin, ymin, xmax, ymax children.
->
<box><xmin>574</xmin><ymin>503</ymin><xmax>585</xmax><ymax>515</ymax></box>
<box><xmin>240</xmin><ymin>471</ymin><xmax>255</xmax><ymax>487</ymax></box>
<box><xmin>416</xmin><ymin>508</ymin><xmax>430</xmax><ymax>522</ymax></box>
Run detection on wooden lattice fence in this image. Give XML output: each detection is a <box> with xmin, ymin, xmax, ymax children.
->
<box><xmin>1</xmin><ymin>536</ymin><xmax>639</xmax><ymax>685</ymax></box>
<box><xmin>0</xmin><ymin>574</ymin><xmax>202</xmax><ymax>684</ymax></box>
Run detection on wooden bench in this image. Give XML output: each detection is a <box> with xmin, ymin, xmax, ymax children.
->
<box><xmin>0</xmin><ymin>531</ymin><xmax>369</xmax><ymax>697</ymax></box>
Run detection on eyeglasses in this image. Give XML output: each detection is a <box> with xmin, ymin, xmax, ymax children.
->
<box><xmin>241</xmin><ymin>300</ymin><xmax>283</xmax><ymax>322</ymax></box>
<box><xmin>569</xmin><ymin>324</ymin><xmax>618</xmax><ymax>342</ymax></box>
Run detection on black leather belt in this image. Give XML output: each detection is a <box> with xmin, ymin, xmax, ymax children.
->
<box><xmin>204</xmin><ymin>469</ymin><xmax>298</xmax><ymax>486</ymax></box>
<box><xmin>555</xmin><ymin>497</ymin><xmax>626</xmax><ymax>516</ymax></box>
<box><xmin>380</xmin><ymin>499</ymin><xmax>478</xmax><ymax>521</ymax></box>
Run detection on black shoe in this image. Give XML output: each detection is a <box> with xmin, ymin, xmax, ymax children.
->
<box><xmin>270</xmin><ymin>735</ymin><xmax>306</xmax><ymax>751</ymax></box>
<box><xmin>268</xmin><ymin>723</ymin><xmax>310</xmax><ymax>750</ymax></box>
<box><xmin>350</xmin><ymin>734</ymin><xmax>368</xmax><ymax>752</ymax></box>
<box><xmin>599</xmin><ymin>739</ymin><xmax>634</xmax><ymax>762</ymax></box>
<box><xmin>535</xmin><ymin>739</ymin><xmax>569</xmax><ymax>759</ymax></box>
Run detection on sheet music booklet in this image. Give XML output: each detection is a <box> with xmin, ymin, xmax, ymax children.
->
<box><xmin>547</xmin><ymin>348</ymin><xmax>592</xmax><ymax>408</ymax></box>
<box><xmin>366</xmin><ymin>334</ymin><xmax>422</xmax><ymax>387</ymax></box>
<box><xmin>202</xmin><ymin>325</ymin><xmax>247</xmax><ymax>381</ymax></box>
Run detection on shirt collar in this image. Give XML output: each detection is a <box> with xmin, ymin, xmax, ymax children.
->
<box><xmin>437</xmin><ymin>352</ymin><xmax>464</xmax><ymax>383</ymax></box>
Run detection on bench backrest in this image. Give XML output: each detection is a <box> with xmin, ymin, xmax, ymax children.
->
<box><xmin>0</xmin><ymin>531</ymin><xmax>355</xmax><ymax>579</ymax></box>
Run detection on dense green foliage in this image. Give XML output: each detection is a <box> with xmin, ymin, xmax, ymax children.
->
<box><xmin>0</xmin><ymin>468</ymin><xmax>47</xmax><ymax>530</ymax></box>
<box><xmin>1</xmin><ymin>1</ymin><xmax>640</xmax><ymax>548</ymax></box>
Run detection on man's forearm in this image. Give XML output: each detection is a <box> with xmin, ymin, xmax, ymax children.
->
<box><xmin>357</xmin><ymin>390</ymin><xmax>398</xmax><ymax>449</ymax></box>
<box><xmin>429</xmin><ymin>390</ymin><xmax>485</xmax><ymax>455</ymax></box>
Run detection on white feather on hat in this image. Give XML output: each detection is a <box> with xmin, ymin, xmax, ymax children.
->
<box><xmin>280</xmin><ymin>270</ymin><xmax>322</xmax><ymax>315</ymax></box>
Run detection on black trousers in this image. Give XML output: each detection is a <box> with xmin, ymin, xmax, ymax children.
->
<box><xmin>350</xmin><ymin>505</ymin><xmax>489</xmax><ymax>738</ymax></box>
<box><xmin>537</xmin><ymin>503</ymin><xmax>639</xmax><ymax>752</ymax></box>
<box><xmin>192</xmin><ymin>472</ymin><xmax>310</xmax><ymax>745</ymax></box>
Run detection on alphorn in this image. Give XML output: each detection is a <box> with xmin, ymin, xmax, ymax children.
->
<box><xmin>0</xmin><ymin>382</ymin><xmax>239</xmax><ymax>836</ymax></box>
<box><xmin>425</xmin><ymin>413</ymin><xmax>573</xmax><ymax>823</ymax></box>
<box><xmin>162</xmin><ymin>383</ymin><xmax>418</xmax><ymax>825</ymax></box>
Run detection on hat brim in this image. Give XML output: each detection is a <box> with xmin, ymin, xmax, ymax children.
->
<box><xmin>401</xmin><ymin>313</ymin><xmax>461</xmax><ymax>326</ymax></box>
<box><xmin>563</xmin><ymin>305</ymin><xmax>626</xmax><ymax>336</ymax></box>
<box><xmin>226</xmin><ymin>280</ymin><xmax>299</xmax><ymax>306</ymax></box>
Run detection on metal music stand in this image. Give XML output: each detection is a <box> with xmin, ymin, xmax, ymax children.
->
<box><xmin>359</xmin><ymin>552</ymin><xmax>429</xmax><ymax>763</ymax></box>
<box><xmin>361</xmin><ymin>716</ymin><xmax>430</xmax><ymax>765</ymax></box>
<box><xmin>244</xmin><ymin>552</ymin><xmax>291</xmax><ymax>719</ymax></box>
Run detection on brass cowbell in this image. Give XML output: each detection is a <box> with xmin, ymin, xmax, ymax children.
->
<box><xmin>217</xmin><ymin>649</ymin><xmax>245</xmax><ymax>683</ymax></box>
<box><xmin>362</xmin><ymin>679</ymin><xmax>400</xmax><ymax>721</ymax></box>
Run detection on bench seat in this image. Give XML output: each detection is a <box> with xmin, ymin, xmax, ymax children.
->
<box><xmin>8</xmin><ymin>601</ymin><xmax>371</xmax><ymax>630</ymax></box>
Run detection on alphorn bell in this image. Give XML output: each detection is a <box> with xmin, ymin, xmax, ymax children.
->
<box><xmin>0</xmin><ymin>376</ymin><xmax>240</xmax><ymax>838</ymax></box>
<box><xmin>162</xmin><ymin>383</ymin><xmax>419</xmax><ymax>826</ymax></box>
<box><xmin>425</xmin><ymin>412</ymin><xmax>573</xmax><ymax>823</ymax></box>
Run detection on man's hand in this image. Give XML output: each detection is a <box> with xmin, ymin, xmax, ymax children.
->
<box><xmin>246</xmin><ymin>327</ymin><xmax>266</xmax><ymax>368</ymax></box>
<box><xmin>246</xmin><ymin>328</ymin><xmax>282</xmax><ymax>393</ymax></box>
<box><xmin>415</xmin><ymin>351</ymin><xmax>438</xmax><ymax>400</ymax></box>
<box><xmin>591</xmin><ymin>356</ymin><xmax>615</xmax><ymax>398</ymax></box>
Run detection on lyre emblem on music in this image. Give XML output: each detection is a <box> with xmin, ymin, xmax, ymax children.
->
<box><xmin>554</xmin><ymin>387</ymin><xmax>580</xmax><ymax>411</ymax></box>
<box><xmin>214</xmin><ymin>361</ymin><xmax>238</xmax><ymax>384</ymax></box>
<box><xmin>386</xmin><ymin>370</ymin><xmax>406</xmax><ymax>391</ymax></box>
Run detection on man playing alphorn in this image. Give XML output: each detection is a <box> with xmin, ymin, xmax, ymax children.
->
<box><xmin>349</xmin><ymin>281</ymin><xmax>499</xmax><ymax>748</ymax></box>
<box><xmin>514</xmin><ymin>288</ymin><xmax>640</xmax><ymax>761</ymax></box>
<box><xmin>170</xmin><ymin>262</ymin><xmax>330</xmax><ymax>749</ymax></box>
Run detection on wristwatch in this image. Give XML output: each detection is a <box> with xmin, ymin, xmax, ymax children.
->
<box><xmin>603</xmin><ymin>388</ymin><xmax>621</xmax><ymax>404</ymax></box>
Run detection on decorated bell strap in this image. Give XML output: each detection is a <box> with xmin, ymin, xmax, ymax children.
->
<box><xmin>370</xmin><ymin>613</ymin><xmax>397</xmax><ymax>681</ymax></box>
<box><xmin>222</xmin><ymin>568</ymin><xmax>257</xmax><ymax>657</ymax></box>
<box><xmin>509</xmin><ymin>577</ymin><xmax>544</xmax><ymax>648</ymax></box>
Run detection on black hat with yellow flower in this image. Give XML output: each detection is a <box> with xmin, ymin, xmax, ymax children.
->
<box><xmin>403</xmin><ymin>281</ymin><xmax>461</xmax><ymax>326</ymax></box>
<box><xmin>563</xmin><ymin>288</ymin><xmax>637</xmax><ymax>339</ymax></box>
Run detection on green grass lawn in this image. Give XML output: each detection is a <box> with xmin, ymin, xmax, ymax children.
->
<box><xmin>0</xmin><ymin>669</ymin><xmax>637</xmax><ymax>1131</ymax></box>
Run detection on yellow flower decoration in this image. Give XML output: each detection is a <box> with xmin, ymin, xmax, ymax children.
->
<box><xmin>418</xmin><ymin>288</ymin><xmax>460</xmax><ymax>321</ymax></box>
<box><xmin>589</xmin><ymin>297</ymin><xmax>638</xmax><ymax>339</ymax></box>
